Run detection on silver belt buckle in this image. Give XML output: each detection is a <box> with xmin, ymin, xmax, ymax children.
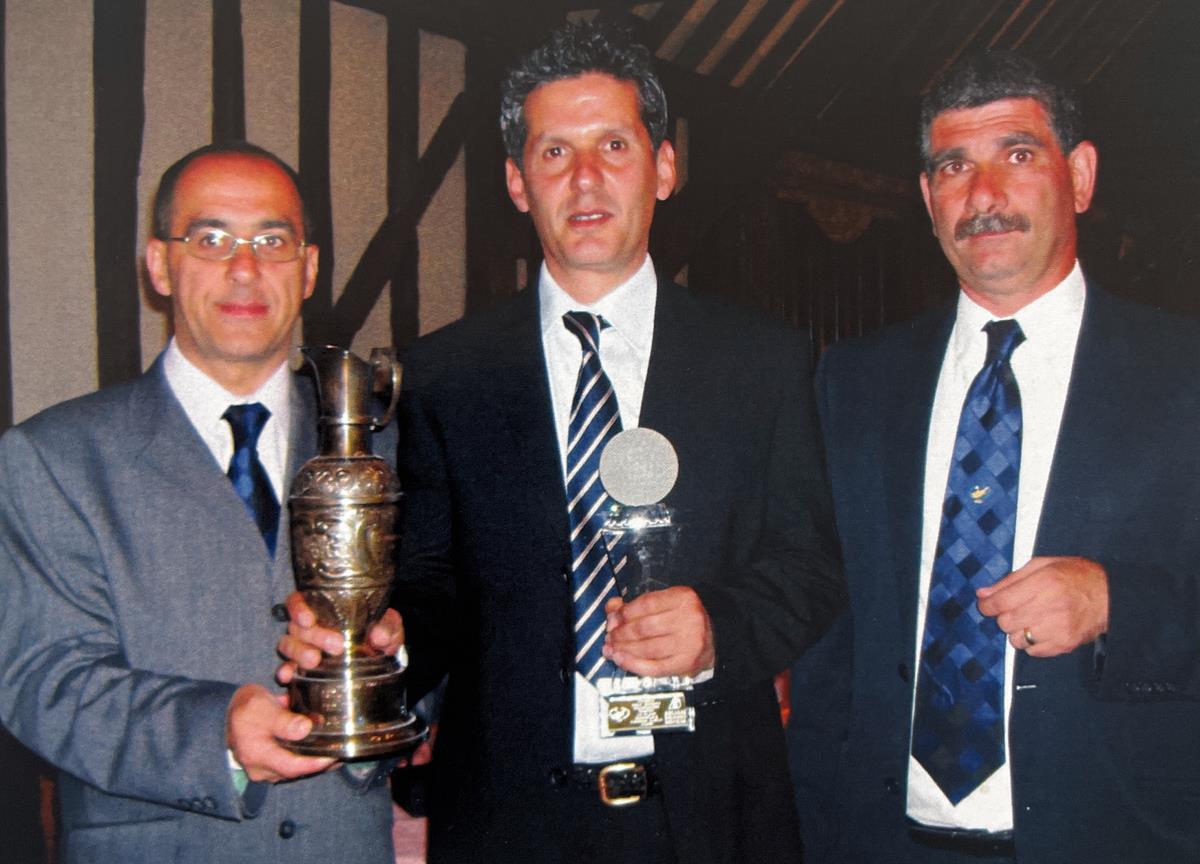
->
<box><xmin>597</xmin><ymin>761</ymin><xmax>647</xmax><ymax>807</ymax></box>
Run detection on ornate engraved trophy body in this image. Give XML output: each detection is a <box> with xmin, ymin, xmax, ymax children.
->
<box><xmin>284</xmin><ymin>346</ymin><xmax>427</xmax><ymax>759</ymax></box>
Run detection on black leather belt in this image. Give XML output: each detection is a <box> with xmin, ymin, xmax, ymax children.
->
<box><xmin>908</xmin><ymin>824</ymin><xmax>1016</xmax><ymax>858</ymax></box>
<box><xmin>552</xmin><ymin>760</ymin><xmax>660</xmax><ymax>807</ymax></box>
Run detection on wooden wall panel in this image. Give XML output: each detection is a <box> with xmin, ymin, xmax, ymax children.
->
<box><xmin>139</xmin><ymin>0</ymin><xmax>211</xmax><ymax>369</ymax></box>
<box><xmin>417</xmin><ymin>31</ymin><xmax>466</xmax><ymax>336</ymax></box>
<box><xmin>7</xmin><ymin>2</ymin><xmax>95</xmax><ymax>422</ymax></box>
<box><xmin>244</xmin><ymin>0</ymin><xmax>302</xmax><ymax>167</ymax></box>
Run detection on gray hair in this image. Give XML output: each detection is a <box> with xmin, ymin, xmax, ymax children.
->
<box><xmin>919</xmin><ymin>51</ymin><xmax>1082</xmax><ymax>172</ymax></box>
<box><xmin>499</xmin><ymin>21</ymin><xmax>669</xmax><ymax>168</ymax></box>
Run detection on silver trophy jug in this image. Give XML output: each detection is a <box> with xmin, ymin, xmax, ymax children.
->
<box><xmin>284</xmin><ymin>345</ymin><xmax>427</xmax><ymax>758</ymax></box>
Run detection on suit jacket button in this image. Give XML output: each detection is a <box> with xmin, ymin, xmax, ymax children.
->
<box><xmin>883</xmin><ymin>777</ymin><xmax>900</xmax><ymax>795</ymax></box>
<box><xmin>278</xmin><ymin>819</ymin><xmax>296</xmax><ymax>839</ymax></box>
<box><xmin>548</xmin><ymin>768</ymin><xmax>568</xmax><ymax>787</ymax></box>
<box><xmin>559</xmin><ymin>665</ymin><xmax>569</xmax><ymax>683</ymax></box>
<box><xmin>271</xmin><ymin>603</ymin><xmax>289</xmax><ymax>623</ymax></box>
<box><xmin>897</xmin><ymin>663</ymin><xmax>910</xmax><ymax>683</ymax></box>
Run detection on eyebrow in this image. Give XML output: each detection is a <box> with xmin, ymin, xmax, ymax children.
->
<box><xmin>929</xmin><ymin>131</ymin><xmax>1049</xmax><ymax>167</ymax></box>
<box><xmin>183</xmin><ymin>216</ymin><xmax>297</xmax><ymax>234</ymax></box>
<box><xmin>928</xmin><ymin>146</ymin><xmax>966</xmax><ymax>166</ymax></box>
<box><xmin>531</xmin><ymin>125</ymin><xmax>639</xmax><ymax>145</ymax></box>
<box><xmin>997</xmin><ymin>131</ymin><xmax>1046</xmax><ymax>149</ymax></box>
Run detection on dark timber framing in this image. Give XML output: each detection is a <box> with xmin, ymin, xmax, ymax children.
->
<box><xmin>0</xmin><ymin>0</ymin><xmax>9</xmax><ymax>432</ymax></box>
<box><xmin>92</xmin><ymin>0</ymin><xmax>146</xmax><ymax>388</ymax></box>
<box><xmin>299</xmin><ymin>0</ymin><xmax>334</xmax><ymax>345</ymax></box>
<box><xmin>386</xmin><ymin>8</ymin><xmax>420</xmax><ymax>351</ymax></box>
<box><xmin>212</xmin><ymin>0</ymin><xmax>246</xmax><ymax>143</ymax></box>
<box><xmin>329</xmin><ymin>88</ymin><xmax>483</xmax><ymax>346</ymax></box>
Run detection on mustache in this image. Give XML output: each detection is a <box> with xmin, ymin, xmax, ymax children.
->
<box><xmin>954</xmin><ymin>212</ymin><xmax>1031</xmax><ymax>241</ymax></box>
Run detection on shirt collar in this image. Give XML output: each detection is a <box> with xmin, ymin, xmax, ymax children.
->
<box><xmin>951</xmin><ymin>261</ymin><xmax>1086</xmax><ymax>362</ymax></box>
<box><xmin>537</xmin><ymin>255</ymin><xmax>657</xmax><ymax>358</ymax></box>
<box><xmin>163</xmin><ymin>338</ymin><xmax>293</xmax><ymax>430</ymax></box>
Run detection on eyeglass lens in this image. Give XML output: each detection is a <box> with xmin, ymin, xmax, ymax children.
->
<box><xmin>182</xmin><ymin>228</ymin><xmax>301</xmax><ymax>262</ymax></box>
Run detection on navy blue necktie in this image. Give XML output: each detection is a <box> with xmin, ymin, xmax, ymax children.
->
<box><xmin>912</xmin><ymin>319</ymin><xmax>1025</xmax><ymax>804</ymax></box>
<box><xmin>563</xmin><ymin>311</ymin><xmax>624</xmax><ymax>681</ymax></box>
<box><xmin>223</xmin><ymin>403</ymin><xmax>280</xmax><ymax>557</ymax></box>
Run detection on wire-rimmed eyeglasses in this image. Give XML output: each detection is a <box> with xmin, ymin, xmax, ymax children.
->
<box><xmin>167</xmin><ymin>227</ymin><xmax>308</xmax><ymax>263</ymax></box>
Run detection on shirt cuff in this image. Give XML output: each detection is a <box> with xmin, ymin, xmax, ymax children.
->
<box><xmin>227</xmin><ymin>748</ymin><xmax>249</xmax><ymax>796</ymax></box>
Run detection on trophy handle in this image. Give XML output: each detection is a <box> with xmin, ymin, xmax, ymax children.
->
<box><xmin>369</xmin><ymin>348</ymin><xmax>402</xmax><ymax>431</ymax></box>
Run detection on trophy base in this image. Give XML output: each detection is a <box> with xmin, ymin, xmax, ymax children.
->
<box><xmin>285</xmin><ymin>656</ymin><xmax>429</xmax><ymax>760</ymax></box>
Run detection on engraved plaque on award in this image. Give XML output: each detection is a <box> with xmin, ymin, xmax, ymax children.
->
<box><xmin>284</xmin><ymin>346</ymin><xmax>427</xmax><ymax>759</ymax></box>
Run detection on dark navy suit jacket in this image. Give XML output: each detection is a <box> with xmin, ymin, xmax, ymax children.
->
<box><xmin>394</xmin><ymin>277</ymin><xmax>845</xmax><ymax>864</ymax></box>
<box><xmin>790</xmin><ymin>285</ymin><xmax>1200</xmax><ymax>863</ymax></box>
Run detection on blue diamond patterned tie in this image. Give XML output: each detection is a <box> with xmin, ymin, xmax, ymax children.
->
<box><xmin>563</xmin><ymin>311</ymin><xmax>624</xmax><ymax>681</ymax></box>
<box><xmin>912</xmin><ymin>319</ymin><xmax>1025</xmax><ymax>805</ymax></box>
<box><xmin>223</xmin><ymin>402</ymin><xmax>280</xmax><ymax>557</ymax></box>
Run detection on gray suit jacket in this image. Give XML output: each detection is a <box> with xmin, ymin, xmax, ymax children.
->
<box><xmin>0</xmin><ymin>357</ymin><xmax>393</xmax><ymax>864</ymax></box>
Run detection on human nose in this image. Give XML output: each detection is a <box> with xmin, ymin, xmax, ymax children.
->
<box><xmin>965</xmin><ymin>165</ymin><xmax>1007</xmax><ymax>213</ymax></box>
<box><xmin>226</xmin><ymin>239</ymin><xmax>261</xmax><ymax>280</ymax></box>
<box><xmin>570</xmin><ymin>152</ymin><xmax>602</xmax><ymax>192</ymax></box>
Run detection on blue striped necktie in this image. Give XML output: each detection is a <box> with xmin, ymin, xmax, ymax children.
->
<box><xmin>223</xmin><ymin>402</ymin><xmax>280</xmax><ymax>557</ymax></box>
<box><xmin>563</xmin><ymin>311</ymin><xmax>624</xmax><ymax>681</ymax></box>
<box><xmin>912</xmin><ymin>318</ymin><xmax>1025</xmax><ymax>804</ymax></box>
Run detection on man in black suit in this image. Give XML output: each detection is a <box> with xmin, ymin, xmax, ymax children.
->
<box><xmin>790</xmin><ymin>52</ymin><xmax>1200</xmax><ymax>863</ymax></box>
<box><xmin>286</xmin><ymin>20</ymin><xmax>843</xmax><ymax>864</ymax></box>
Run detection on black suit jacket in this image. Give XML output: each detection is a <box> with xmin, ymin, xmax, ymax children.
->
<box><xmin>790</xmin><ymin>285</ymin><xmax>1200</xmax><ymax>863</ymax></box>
<box><xmin>395</xmin><ymin>277</ymin><xmax>844</xmax><ymax>864</ymax></box>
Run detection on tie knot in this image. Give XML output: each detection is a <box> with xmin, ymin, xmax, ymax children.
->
<box><xmin>223</xmin><ymin>402</ymin><xmax>272</xmax><ymax>450</ymax></box>
<box><xmin>983</xmin><ymin>319</ymin><xmax>1025</xmax><ymax>366</ymax></box>
<box><xmin>563</xmin><ymin>311</ymin><xmax>609</xmax><ymax>353</ymax></box>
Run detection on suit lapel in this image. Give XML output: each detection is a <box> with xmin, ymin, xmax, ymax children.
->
<box><xmin>639</xmin><ymin>280</ymin><xmax>693</xmax><ymax>436</ymax></box>
<box><xmin>135</xmin><ymin>358</ymin><xmax>312</xmax><ymax>572</ymax></box>
<box><xmin>1034</xmin><ymin>286</ymin><xmax>1123</xmax><ymax>555</ymax></box>
<box><xmin>883</xmin><ymin>307</ymin><xmax>955</xmax><ymax>639</ymax></box>
<box><xmin>135</xmin><ymin>360</ymin><xmax>235</xmax><ymax>497</ymax></box>
<box><xmin>490</xmin><ymin>285</ymin><xmax>573</xmax><ymax>563</ymax></box>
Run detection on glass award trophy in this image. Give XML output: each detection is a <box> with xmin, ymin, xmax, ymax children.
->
<box><xmin>596</xmin><ymin>428</ymin><xmax>696</xmax><ymax>738</ymax></box>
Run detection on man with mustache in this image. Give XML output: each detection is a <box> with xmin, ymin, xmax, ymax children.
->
<box><xmin>283</xmin><ymin>20</ymin><xmax>844</xmax><ymax>864</ymax></box>
<box><xmin>789</xmin><ymin>52</ymin><xmax>1200</xmax><ymax>862</ymax></box>
<box><xmin>0</xmin><ymin>143</ymin><xmax>398</xmax><ymax>863</ymax></box>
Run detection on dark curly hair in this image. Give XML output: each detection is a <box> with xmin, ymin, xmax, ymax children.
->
<box><xmin>499</xmin><ymin>21</ymin><xmax>668</xmax><ymax>168</ymax></box>
<box><xmin>919</xmin><ymin>51</ymin><xmax>1082</xmax><ymax>172</ymax></box>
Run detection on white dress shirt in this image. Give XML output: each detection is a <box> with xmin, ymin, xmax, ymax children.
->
<box><xmin>539</xmin><ymin>256</ymin><xmax>659</xmax><ymax>765</ymax></box>
<box><xmin>907</xmin><ymin>263</ymin><xmax>1086</xmax><ymax>830</ymax></box>
<box><xmin>162</xmin><ymin>339</ymin><xmax>293</xmax><ymax>501</ymax></box>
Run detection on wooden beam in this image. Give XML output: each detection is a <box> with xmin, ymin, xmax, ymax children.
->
<box><xmin>299</xmin><ymin>0</ymin><xmax>335</xmax><ymax>345</ymax></box>
<box><xmin>325</xmin><ymin>89</ymin><xmax>487</xmax><ymax>345</ymax></box>
<box><xmin>387</xmin><ymin>8</ymin><xmax>421</xmax><ymax>351</ymax></box>
<box><xmin>92</xmin><ymin>0</ymin><xmax>145</xmax><ymax>388</ymax></box>
<box><xmin>212</xmin><ymin>0</ymin><xmax>246</xmax><ymax>142</ymax></box>
<box><xmin>0</xmin><ymin>0</ymin><xmax>11</xmax><ymax>431</ymax></box>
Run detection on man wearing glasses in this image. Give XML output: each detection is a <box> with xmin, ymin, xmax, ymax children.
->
<box><xmin>0</xmin><ymin>143</ymin><xmax>397</xmax><ymax>863</ymax></box>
